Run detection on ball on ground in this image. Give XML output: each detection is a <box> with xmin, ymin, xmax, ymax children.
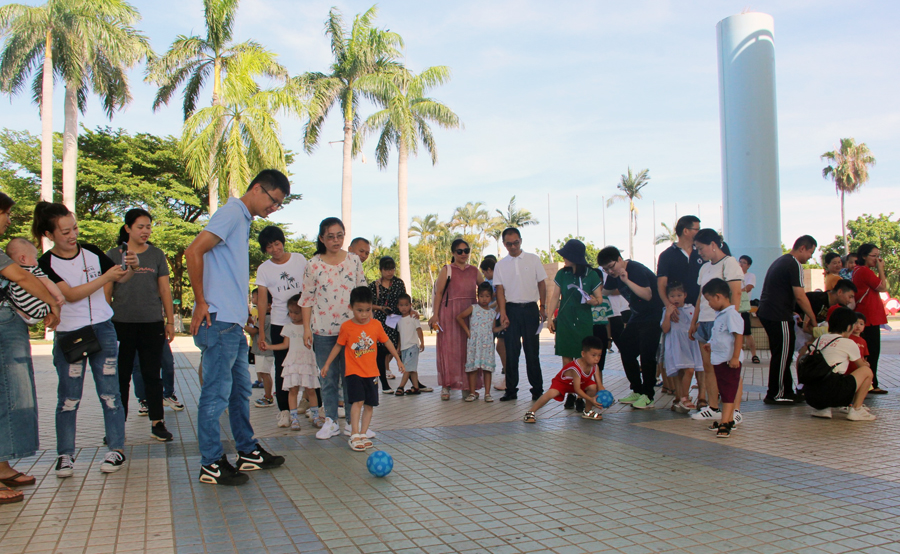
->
<box><xmin>595</xmin><ymin>390</ymin><xmax>615</xmax><ymax>409</ymax></box>
<box><xmin>367</xmin><ymin>450</ymin><xmax>393</xmax><ymax>477</ymax></box>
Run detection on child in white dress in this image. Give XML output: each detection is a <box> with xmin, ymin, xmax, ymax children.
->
<box><xmin>268</xmin><ymin>294</ymin><xmax>320</xmax><ymax>430</ymax></box>
<box><xmin>660</xmin><ymin>281</ymin><xmax>704</xmax><ymax>413</ymax></box>
<box><xmin>456</xmin><ymin>282</ymin><xmax>506</xmax><ymax>402</ymax></box>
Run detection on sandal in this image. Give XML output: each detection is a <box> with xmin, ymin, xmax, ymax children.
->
<box><xmin>387</xmin><ymin>373</ymin><xmax>397</xmax><ymax>380</ymax></box>
<box><xmin>523</xmin><ymin>411</ymin><xmax>536</xmax><ymax>423</ymax></box>
<box><xmin>680</xmin><ymin>398</ymin><xmax>697</xmax><ymax>410</ymax></box>
<box><xmin>362</xmin><ymin>436</ymin><xmax>374</xmax><ymax>449</ymax></box>
<box><xmin>0</xmin><ymin>472</ymin><xmax>35</xmax><ymax>487</ymax></box>
<box><xmin>464</xmin><ymin>393</ymin><xmax>477</xmax><ymax>402</ymax></box>
<box><xmin>581</xmin><ymin>409</ymin><xmax>603</xmax><ymax>421</ymax></box>
<box><xmin>405</xmin><ymin>388</ymin><xmax>420</xmax><ymax>395</ymax></box>
<box><xmin>697</xmin><ymin>399</ymin><xmax>709</xmax><ymax>409</ymax></box>
<box><xmin>0</xmin><ymin>486</ymin><xmax>24</xmax><ymax>505</ymax></box>
<box><xmin>484</xmin><ymin>394</ymin><xmax>493</xmax><ymax>403</ymax></box>
<box><xmin>394</xmin><ymin>388</ymin><xmax>405</xmax><ymax>396</ymax></box>
<box><xmin>441</xmin><ymin>387</ymin><xmax>450</xmax><ymax>401</ymax></box>
<box><xmin>349</xmin><ymin>434</ymin><xmax>367</xmax><ymax>452</ymax></box>
<box><xmin>716</xmin><ymin>422</ymin><xmax>734</xmax><ymax>438</ymax></box>
<box><xmin>751</xmin><ymin>355</ymin><xmax>761</xmax><ymax>364</ymax></box>
<box><xmin>661</xmin><ymin>387</ymin><xmax>674</xmax><ymax>396</ymax></box>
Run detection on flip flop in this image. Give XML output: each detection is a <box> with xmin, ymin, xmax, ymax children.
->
<box><xmin>0</xmin><ymin>472</ymin><xmax>35</xmax><ymax>487</ymax></box>
<box><xmin>0</xmin><ymin>486</ymin><xmax>24</xmax><ymax>504</ymax></box>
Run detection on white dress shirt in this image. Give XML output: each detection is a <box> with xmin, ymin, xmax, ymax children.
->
<box><xmin>494</xmin><ymin>252</ymin><xmax>547</xmax><ymax>304</ymax></box>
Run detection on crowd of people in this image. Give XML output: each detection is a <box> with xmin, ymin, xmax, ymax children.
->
<box><xmin>0</xmin><ymin>175</ymin><xmax>893</xmax><ymax>497</ymax></box>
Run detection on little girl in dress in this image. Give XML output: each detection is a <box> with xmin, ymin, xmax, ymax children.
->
<box><xmin>456</xmin><ymin>282</ymin><xmax>507</xmax><ymax>402</ymax></box>
<box><xmin>268</xmin><ymin>294</ymin><xmax>320</xmax><ymax>430</ymax></box>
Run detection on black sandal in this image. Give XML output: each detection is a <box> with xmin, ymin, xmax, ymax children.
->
<box><xmin>716</xmin><ymin>422</ymin><xmax>734</xmax><ymax>438</ymax></box>
<box><xmin>751</xmin><ymin>355</ymin><xmax>761</xmax><ymax>364</ymax></box>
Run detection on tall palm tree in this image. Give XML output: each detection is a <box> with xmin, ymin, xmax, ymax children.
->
<box><xmin>822</xmin><ymin>138</ymin><xmax>876</xmax><ymax>253</ymax></box>
<box><xmin>302</xmin><ymin>5</ymin><xmax>403</xmax><ymax>242</ymax></box>
<box><xmin>654</xmin><ymin>222</ymin><xmax>677</xmax><ymax>245</ymax></box>
<box><xmin>607</xmin><ymin>167</ymin><xmax>650</xmax><ymax>259</ymax></box>
<box><xmin>354</xmin><ymin>66</ymin><xmax>461</xmax><ymax>292</ymax></box>
<box><xmin>147</xmin><ymin>0</ymin><xmax>286</xmax><ymax>213</ymax></box>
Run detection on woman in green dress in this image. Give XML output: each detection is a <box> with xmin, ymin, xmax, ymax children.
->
<box><xmin>547</xmin><ymin>240</ymin><xmax>603</xmax><ymax>364</ymax></box>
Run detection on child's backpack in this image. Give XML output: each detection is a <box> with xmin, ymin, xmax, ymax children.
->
<box><xmin>797</xmin><ymin>337</ymin><xmax>841</xmax><ymax>385</ymax></box>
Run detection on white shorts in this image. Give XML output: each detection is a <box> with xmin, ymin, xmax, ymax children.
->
<box><xmin>254</xmin><ymin>355</ymin><xmax>275</xmax><ymax>376</ymax></box>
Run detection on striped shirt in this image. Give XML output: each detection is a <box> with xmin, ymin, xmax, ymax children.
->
<box><xmin>7</xmin><ymin>265</ymin><xmax>50</xmax><ymax>323</ymax></box>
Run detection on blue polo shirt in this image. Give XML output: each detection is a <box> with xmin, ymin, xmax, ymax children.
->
<box><xmin>202</xmin><ymin>197</ymin><xmax>252</xmax><ymax>324</ymax></box>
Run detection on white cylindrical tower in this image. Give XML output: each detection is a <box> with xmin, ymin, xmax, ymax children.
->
<box><xmin>717</xmin><ymin>13</ymin><xmax>782</xmax><ymax>295</ymax></box>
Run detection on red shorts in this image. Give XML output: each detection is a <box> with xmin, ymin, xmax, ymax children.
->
<box><xmin>550</xmin><ymin>376</ymin><xmax>596</xmax><ymax>401</ymax></box>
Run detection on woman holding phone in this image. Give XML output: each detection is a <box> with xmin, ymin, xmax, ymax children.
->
<box><xmin>851</xmin><ymin>243</ymin><xmax>889</xmax><ymax>394</ymax></box>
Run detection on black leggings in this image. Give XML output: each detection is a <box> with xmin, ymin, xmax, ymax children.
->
<box><xmin>115</xmin><ymin>320</ymin><xmax>165</xmax><ymax>421</ymax></box>
<box><xmin>592</xmin><ymin>324</ymin><xmax>609</xmax><ymax>373</ymax></box>
<box><xmin>861</xmin><ymin>325</ymin><xmax>881</xmax><ymax>388</ymax></box>
<box><xmin>268</xmin><ymin>324</ymin><xmax>290</xmax><ymax>411</ymax></box>
<box><xmin>376</xmin><ymin>344</ymin><xmax>392</xmax><ymax>391</ymax></box>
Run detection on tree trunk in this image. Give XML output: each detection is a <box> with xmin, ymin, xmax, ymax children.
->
<box><xmin>207</xmin><ymin>57</ymin><xmax>223</xmax><ymax>215</ymax></box>
<box><xmin>628</xmin><ymin>202</ymin><xmax>634</xmax><ymax>259</ymax></box>
<box><xmin>40</xmin><ymin>31</ymin><xmax>54</xmax><ymax>252</ymax></box>
<box><xmin>341</xmin><ymin>113</ymin><xmax>353</xmax><ymax>246</ymax></box>
<box><xmin>841</xmin><ymin>189</ymin><xmax>848</xmax><ymax>254</ymax></box>
<box><xmin>397</xmin><ymin>142</ymin><xmax>411</xmax><ymax>294</ymax></box>
<box><xmin>62</xmin><ymin>84</ymin><xmax>78</xmax><ymax>212</ymax></box>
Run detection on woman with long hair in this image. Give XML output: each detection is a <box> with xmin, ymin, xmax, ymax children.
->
<box><xmin>851</xmin><ymin>243</ymin><xmax>889</xmax><ymax>394</ymax></box>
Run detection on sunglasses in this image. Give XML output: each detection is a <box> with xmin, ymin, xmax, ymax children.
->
<box><xmin>455</xmin><ymin>248</ymin><xmax>471</xmax><ymax>255</ymax></box>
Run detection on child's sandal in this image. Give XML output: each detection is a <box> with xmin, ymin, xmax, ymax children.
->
<box><xmin>405</xmin><ymin>388</ymin><xmax>420</xmax><ymax>395</ymax></box>
<box><xmin>681</xmin><ymin>398</ymin><xmax>697</xmax><ymax>410</ymax></box>
<box><xmin>484</xmin><ymin>394</ymin><xmax>493</xmax><ymax>403</ymax></box>
<box><xmin>751</xmin><ymin>355</ymin><xmax>761</xmax><ymax>364</ymax></box>
<box><xmin>349</xmin><ymin>434</ymin><xmax>367</xmax><ymax>451</ymax></box>
<box><xmin>581</xmin><ymin>409</ymin><xmax>603</xmax><ymax>421</ymax></box>
<box><xmin>362</xmin><ymin>436</ymin><xmax>374</xmax><ymax>449</ymax></box>
<box><xmin>716</xmin><ymin>422</ymin><xmax>733</xmax><ymax>438</ymax></box>
<box><xmin>394</xmin><ymin>388</ymin><xmax>405</xmax><ymax>396</ymax></box>
<box><xmin>523</xmin><ymin>411</ymin><xmax>536</xmax><ymax>423</ymax></box>
<box><xmin>464</xmin><ymin>393</ymin><xmax>477</xmax><ymax>402</ymax></box>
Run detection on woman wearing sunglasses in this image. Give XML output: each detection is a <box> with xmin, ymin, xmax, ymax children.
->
<box><xmin>429</xmin><ymin>239</ymin><xmax>484</xmax><ymax>400</ymax></box>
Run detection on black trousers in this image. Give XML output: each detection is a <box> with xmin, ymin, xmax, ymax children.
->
<box><xmin>760</xmin><ymin>317</ymin><xmax>795</xmax><ymax>399</ymax></box>
<box><xmin>115</xmin><ymin>320</ymin><xmax>165</xmax><ymax>421</ymax></box>
<box><xmin>591</xmin><ymin>324</ymin><xmax>609</xmax><ymax>372</ymax></box>
<box><xmin>861</xmin><ymin>325</ymin><xmax>881</xmax><ymax>388</ymax></box>
<box><xmin>376</xmin><ymin>344</ymin><xmax>391</xmax><ymax>391</ymax></box>
<box><xmin>617</xmin><ymin>318</ymin><xmax>661</xmax><ymax>399</ymax></box>
<box><xmin>268</xmin><ymin>324</ymin><xmax>290</xmax><ymax>411</ymax></box>
<box><xmin>503</xmin><ymin>302</ymin><xmax>543</xmax><ymax>397</ymax></box>
<box><xmin>608</xmin><ymin>310</ymin><xmax>631</xmax><ymax>349</ymax></box>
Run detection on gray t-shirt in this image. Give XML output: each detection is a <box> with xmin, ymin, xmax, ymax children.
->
<box><xmin>107</xmin><ymin>244</ymin><xmax>170</xmax><ymax>323</ymax></box>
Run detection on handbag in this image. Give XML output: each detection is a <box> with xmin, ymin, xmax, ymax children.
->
<box><xmin>58</xmin><ymin>248</ymin><xmax>102</xmax><ymax>364</ymax></box>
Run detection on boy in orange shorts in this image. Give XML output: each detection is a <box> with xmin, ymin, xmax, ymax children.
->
<box><xmin>524</xmin><ymin>336</ymin><xmax>606</xmax><ymax>423</ymax></box>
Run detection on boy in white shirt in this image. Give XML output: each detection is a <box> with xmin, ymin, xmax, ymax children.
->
<box><xmin>701</xmin><ymin>278</ymin><xmax>744</xmax><ymax>438</ymax></box>
<box><xmin>395</xmin><ymin>294</ymin><xmax>425</xmax><ymax>394</ymax></box>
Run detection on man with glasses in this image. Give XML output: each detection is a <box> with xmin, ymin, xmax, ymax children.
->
<box><xmin>656</xmin><ymin>215</ymin><xmax>703</xmax><ymax>308</ymax></box>
<box><xmin>186</xmin><ymin>170</ymin><xmax>289</xmax><ymax>486</ymax></box>
<box><xmin>494</xmin><ymin>228</ymin><xmax>548</xmax><ymax>401</ymax></box>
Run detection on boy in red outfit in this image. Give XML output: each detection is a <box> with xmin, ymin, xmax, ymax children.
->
<box><xmin>524</xmin><ymin>336</ymin><xmax>606</xmax><ymax>423</ymax></box>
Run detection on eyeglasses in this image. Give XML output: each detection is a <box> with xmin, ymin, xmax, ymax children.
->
<box><xmin>261</xmin><ymin>186</ymin><xmax>283</xmax><ymax>210</ymax></box>
<box><xmin>504</xmin><ymin>240</ymin><xmax>521</xmax><ymax>247</ymax></box>
<box><xmin>325</xmin><ymin>233</ymin><xmax>345</xmax><ymax>242</ymax></box>
<box><xmin>455</xmin><ymin>248</ymin><xmax>471</xmax><ymax>255</ymax></box>
<box><xmin>602</xmin><ymin>263</ymin><xmax>617</xmax><ymax>273</ymax></box>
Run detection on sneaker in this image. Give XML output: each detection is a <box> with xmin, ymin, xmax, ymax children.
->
<box><xmin>365</xmin><ymin>429</ymin><xmax>376</xmax><ymax>439</ymax></box>
<box><xmin>276</xmin><ymin>410</ymin><xmax>290</xmax><ymax>428</ymax></box>
<box><xmin>619</xmin><ymin>392</ymin><xmax>642</xmax><ymax>404</ymax></box>
<box><xmin>631</xmin><ymin>395</ymin><xmax>653</xmax><ymax>409</ymax></box>
<box><xmin>574</xmin><ymin>397</ymin><xmax>586</xmax><ymax>413</ymax></box>
<box><xmin>337</xmin><ymin>406</ymin><xmax>346</xmax><ymax>419</ymax></box>
<box><xmin>733</xmin><ymin>410</ymin><xmax>743</xmax><ymax>426</ymax></box>
<box><xmin>163</xmin><ymin>395</ymin><xmax>185</xmax><ymax>411</ymax></box>
<box><xmin>151</xmin><ymin>421</ymin><xmax>174</xmax><ymax>442</ymax></box>
<box><xmin>100</xmin><ymin>451</ymin><xmax>126</xmax><ymax>474</ymax></box>
<box><xmin>55</xmin><ymin>454</ymin><xmax>75</xmax><ymax>478</ymax></box>
<box><xmin>382</xmin><ymin>388</ymin><xmax>394</xmax><ymax>395</ymax></box>
<box><xmin>671</xmin><ymin>401</ymin><xmax>690</xmax><ymax>414</ymax></box>
<box><xmin>254</xmin><ymin>396</ymin><xmax>274</xmax><ymax>408</ymax></box>
<box><xmin>690</xmin><ymin>406</ymin><xmax>722</xmax><ymax>421</ymax></box>
<box><xmin>137</xmin><ymin>400</ymin><xmax>149</xmax><ymax>416</ymax></box>
<box><xmin>237</xmin><ymin>445</ymin><xmax>285</xmax><ymax>471</ymax></box>
<box><xmin>838</xmin><ymin>406</ymin><xmax>851</xmax><ymax>414</ymax></box>
<box><xmin>199</xmin><ymin>455</ymin><xmax>248</xmax><ymax>486</ymax></box>
<box><xmin>811</xmin><ymin>408</ymin><xmax>833</xmax><ymax>419</ymax></box>
<box><xmin>847</xmin><ymin>407</ymin><xmax>876</xmax><ymax>421</ymax></box>
<box><xmin>763</xmin><ymin>395</ymin><xmax>795</xmax><ymax>405</ymax></box>
<box><xmin>290</xmin><ymin>417</ymin><xmax>301</xmax><ymax>431</ymax></box>
<box><xmin>296</xmin><ymin>398</ymin><xmax>310</xmax><ymax>414</ymax></box>
<box><xmin>315</xmin><ymin>418</ymin><xmax>341</xmax><ymax>440</ymax></box>
<box><xmin>343</xmin><ymin>425</ymin><xmax>352</xmax><ymax>436</ymax></box>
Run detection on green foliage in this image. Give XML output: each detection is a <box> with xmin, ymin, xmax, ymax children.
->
<box><xmin>0</xmin><ymin>129</ymin><xmax>62</xmax><ymax>240</ymax></box>
<box><xmin>536</xmin><ymin>235</ymin><xmax>602</xmax><ymax>267</ymax></box>
<box><xmin>825</xmin><ymin>213</ymin><xmax>900</xmax><ymax>296</ymax></box>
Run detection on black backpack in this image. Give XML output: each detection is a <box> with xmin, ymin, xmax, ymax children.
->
<box><xmin>797</xmin><ymin>337</ymin><xmax>841</xmax><ymax>385</ymax></box>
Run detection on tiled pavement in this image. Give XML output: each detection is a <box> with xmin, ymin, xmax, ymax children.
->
<box><xmin>2</xmin><ymin>329</ymin><xmax>900</xmax><ymax>554</ymax></box>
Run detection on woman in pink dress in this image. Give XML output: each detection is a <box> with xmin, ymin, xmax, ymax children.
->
<box><xmin>429</xmin><ymin>239</ymin><xmax>484</xmax><ymax>400</ymax></box>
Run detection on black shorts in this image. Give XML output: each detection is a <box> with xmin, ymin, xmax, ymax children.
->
<box><xmin>741</xmin><ymin>312</ymin><xmax>752</xmax><ymax>336</ymax></box>
<box><xmin>804</xmin><ymin>372</ymin><xmax>857</xmax><ymax>410</ymax></box>
<box><xmin>346</xmin><ymin>374</ymin><xmax>379</xmax><ymax>407</ymax></box>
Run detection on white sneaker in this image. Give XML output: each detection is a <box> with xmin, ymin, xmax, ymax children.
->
<box><xmin>690</xmin><ymin>406</ymin><xmax>722</xmax><ymax>421</ymax></box>
<box><xmin>296</xmin><ymin>398</ymin><xmax>310</xmax><ymax>414</ymax></box>
<box><xmin>811</xmin><ymin>408</ymin><xmax>833</xmax><ymax>419</ymax></box>
<box><xmin>276</xmin><ymin>410</ymin><xmax>290</xmax><ymax>428</ymax></box>
<box><xmin>847</xmin><ymin>407</ymin><xmax>876</xmax><ymax>421</ymax></box>
<box><xmin>338</xmin><ymin>406</ymin><xmax>346</xmax><ymax>419</ymax></box>
<box><xmin>365</xmin><ymin>429</ymin><xmax>376</xmax><ymax>439</ymax></box>
<box><xmin>315</xmin><ymin>418</ymin><xmax>341</xmax><ymax>439</ymax></box>
<box><xmin>733</xmin><ymin>410</ymin><xmax>743</xmax><ymax>426</ymax></box>
<box><xmin>343</xmin><ymin>425</ymin><xmax>352</xmax><ymax>436</ymax></box>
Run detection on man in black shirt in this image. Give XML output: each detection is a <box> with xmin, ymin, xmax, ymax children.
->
<box><xmin>757</xmin><ymin>236</ymin><xmax>818</xmax><ymax>403</ymax></box>
<box><xmin>802</xmin><ymin>279</ymin><xmax>856</xmax><ymax>325</ymax></box>
<box><xmin>656</xmin><ymin>215</ymin><xmax>703</xmax><ymax>308</ymax></box>
<box><xmin>598</xmin><ymin>246</ymin><xmax>665</xmax><ymax>409</ymax></box>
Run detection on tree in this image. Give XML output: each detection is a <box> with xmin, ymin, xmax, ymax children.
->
<box><xmin>355</xmin><ymin>65</ymin><xmax>461</xmax><ymax>292</ymax></box>
<box><xmin>536</xmin><ymin>234</ymin><xmax>602</xmax><ymax>267</ymax></box>
<box><xmin>302</xmin><ymin>5</ymin><xmax>402</xmax><ymax>241</ymax></box>
<box><xmin>825</xmin><ymin>213</ymin><xmax>900</xmax><ymax>297</ymax></box>
<box><xmin>492</xmin><ymin>195</ymin><xmax>538</xmax><ymax>253</ymax></box>
<box><xmin>0</xmin><ymin>128</ymin><xmax>61</xmax><ymax>242</ymax></box>
<box><xmin>821</xmin><ymin>138</ymin><xmax>876</xmax><ymax>254</ymax></box>
<box><xmin>146</xmin><ymin>0</ymin><xmax>286</xmax><ymax>213</ymax></box>
<box><xmin>606</xmin><ymin>167</ymin><xmax>650</xmax><ymax>259</ymax></box>
<box><xmin>654</xmin><ymin>222</ymin><xmax>676</xmax><ymax>245</ymax></box>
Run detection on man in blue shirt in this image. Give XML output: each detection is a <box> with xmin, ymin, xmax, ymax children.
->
<box><xmin>186</xmin><ymin>170</ymin><xmax>289</xmax><ymax>486</ymax></box>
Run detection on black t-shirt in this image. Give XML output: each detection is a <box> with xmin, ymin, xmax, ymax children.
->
<box><xmin>757</xmin><ymin>254</ymin><xmax>804</xmax><ymax>322</ymax></box>
<box><xmin>604</xmin><ymin>260</ymin><xmax>664</xmax><ymax>323</ymax></box>
<box><xmin>656</xmin><ymin>244</ymin><xmax>703</xmax><ymax>304</ymax></box>
<box><xmin>803</xmin><ymin>291</ymin><xmax>830</xmax><ymax>324</ymax></box>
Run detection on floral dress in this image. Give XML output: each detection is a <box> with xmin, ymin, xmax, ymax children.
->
<box><xmin>299</xmin><ymin>252</ymin><xmax>367</xmax><ymax>337</ymax></box>
<box><xmin>370</xmin><ymin>277</ymin><xmax>405</xmax><ymax>349</ymax></box>
<box><xmin>465</xmin><ymin>304</ymin><xmax>497</xmax><ymax>373</ymax></box>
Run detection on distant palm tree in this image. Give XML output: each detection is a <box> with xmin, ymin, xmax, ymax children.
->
<box><xmin>495</xmin><ymin>195</ymin><xmax>539</xmax><ymax>228</ymax></box>
<box><xmin>147</xmin><ymin>0</ymin><xmax>286</xmax><ymax>212</ymax></box>
<box><xmin>302</xmin><ymin>5</ymin><xmax>402</xmax><ymax>241</ymax></box>
<box><xmin>451</xmin><ymin>201</ymin><xmax>490</xmax><ymax>237</ymax></box>
<box><xmin>821</xmin><ymin>138</ymin><xmax>876</xmax><ymax>253</ymax></box>
<box><xmin>654</xmin><ymin>222</ymin><xmax>677</xmax><ymax>246</ymax></box>
<box><xmin>607</xmin><ymin>167</ymin><xmax>650</xmax><ymax>259</ymax></box>
<box><xmin>355</xmin><ymin>65</ymin><xmax>460</xmax><ymax>293</ymax></box>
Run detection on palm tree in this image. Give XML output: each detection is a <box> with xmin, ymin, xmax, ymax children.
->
<box><xmin>451</xmin><ymin>201</ymin><xmax>490</xmax><ymax>236</ymax></box>
<box><xmin>354</xmin><ymin>66</ymin><xmax>461</xmax><ymax>292</ymax></box>
<box><xmin>494</xmin><ymin>195</ymin><xmax>538</xmax><ymax>253</ymax></box>
<box><xmin>146</xmin><ymin>0</ymin><xmax>286</xmax><ymax>213</ymax></box>
<box><xmin>821</xmin><ymin>138</ymin><xmax>876</xmax><ymax>253</ymax></box>
<box><xmin>607</xmin><ymin>167</ymin><xmax>650</xmax><ymax>259</ymax></box>
<box><xmin>302</xmin><ymin>5</ymin><xmax>403</xmax><ymax>241</ymax></box>
<box><xmin>654</xmin><ymin>222</ymin><xmax>677</xmax><ymax>245</ymax></box>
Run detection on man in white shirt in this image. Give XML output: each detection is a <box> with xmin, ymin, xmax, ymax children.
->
<box><xmin>494</xmin><ymin>228</ymin><xmax>548</xmax><ymax>401</ymax></box>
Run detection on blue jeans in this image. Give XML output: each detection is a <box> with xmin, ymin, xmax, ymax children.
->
<box><xmin>0</xmin><ymin>305</ymin><xmax>39</xmax><ymax>462</ymax></box>
<box><xmin>52</xmin><ymin>319</ymin><xmax>125</xmax><ymax>454</ymax></box>
<box><xmin>193</xmin><ymin>313</ymin><xmax>256</xmax><ymax>466</ymax></box>
<box><xmin>133</xmin><ymin>341</ymin><xmax>176</xmax><ymax>400</ymax></box>
<box><xmin>313</xmin><ymin>334</ymin><xmax>349</xmax><ymax>422</ymax></box>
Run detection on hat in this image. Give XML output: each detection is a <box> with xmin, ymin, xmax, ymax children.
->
<box><xmin>556</xmin><ymin>239</ymin><xmax>588</xmax><ymax>266</ymax></box>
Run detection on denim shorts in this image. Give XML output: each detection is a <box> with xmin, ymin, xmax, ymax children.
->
<box><xmin>400</xmin><ymin>346</ymin><xmax>419</xmax><ymax>373</ymax></box>
<box><xmin>695</xmin><ymin>321</ymin><xmax>714</xmax><ymax>344</ymax></box>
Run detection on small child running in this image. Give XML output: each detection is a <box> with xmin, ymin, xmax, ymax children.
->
<box><xmin>266</xmin><ymin>294</ymin><xmax>321</xmax><ymax>430</ymax></box>
<box><xmin>457</xmin><ymin>282</ymin><xmax>506</xmax><ymax>402</ymax></box>
<box><xmin>394</xmin><ymin>293</ymin><xmax>425</xmax><ymax>395</ymax></box>
<box><xmin>701</xmin><ymin>278</ymin><xmax>744</xmax><ymax>438</ymax></box>
<box><xmin>660</xmin><ymin>281</ymin><xmax>704</xmax><ymax>413</ymax></box>
<box><xmin>524</xmin><ymin>336</ymin><xmax>607</xmax><ymax>423</ymax></box>
<box><xmin>4</xmin><ymin>237</ymin><xmax>63</xmax><ymax>324</ymax></box>
<box><xmin>321</xmin><ymin>287</ymin><xmax>405</xmax><ymax>451</ymax></box>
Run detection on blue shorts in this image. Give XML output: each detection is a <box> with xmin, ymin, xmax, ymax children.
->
<box><xmin>695</xmin><ymin>321</ymin><xmax>714</xmax><ymax>344</ymax></box>
<box><xmin>401</xmin><ymin>346</ymin><xmax>419</xmax><ymax>373</ymax></box>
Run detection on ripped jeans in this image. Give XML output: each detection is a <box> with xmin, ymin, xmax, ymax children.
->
<box><xmin>52</xmin><ymin>319</ymin><xmax>125</xmax><ymax>455</ymax></box>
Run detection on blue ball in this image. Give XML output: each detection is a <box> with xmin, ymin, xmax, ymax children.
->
<box><xmin>366</xmin><ymin>450</ymin><xmax>393</xmax><ymax>477</ymax></box>
<box><xmin>595</xmin><ymin>389</ymin><xmax>615</xmax><ymax>409</ymax></box>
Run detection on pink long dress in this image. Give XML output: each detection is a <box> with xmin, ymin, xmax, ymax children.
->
<box><xmin>436</xmin><ymin>263</ymin><xmax>482</xmax><ymax>391</ymax></box>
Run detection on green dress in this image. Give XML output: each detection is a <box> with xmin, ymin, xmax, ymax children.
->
<box><xmin>554</xmin><ymin>268</ymin><xmax>602</xmax><ymax>358</ymax></box>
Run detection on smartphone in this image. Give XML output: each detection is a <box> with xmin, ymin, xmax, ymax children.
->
<box><xmin>120</xmin><ymin>243</ymin><xmax>128</xmax><ymax>270</ymax></box>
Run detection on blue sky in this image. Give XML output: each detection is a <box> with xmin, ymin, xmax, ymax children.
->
<box><xmin>1</xmin><ymin>0</ymin><xmax>898</xmax><ymax>268</ymax></box>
